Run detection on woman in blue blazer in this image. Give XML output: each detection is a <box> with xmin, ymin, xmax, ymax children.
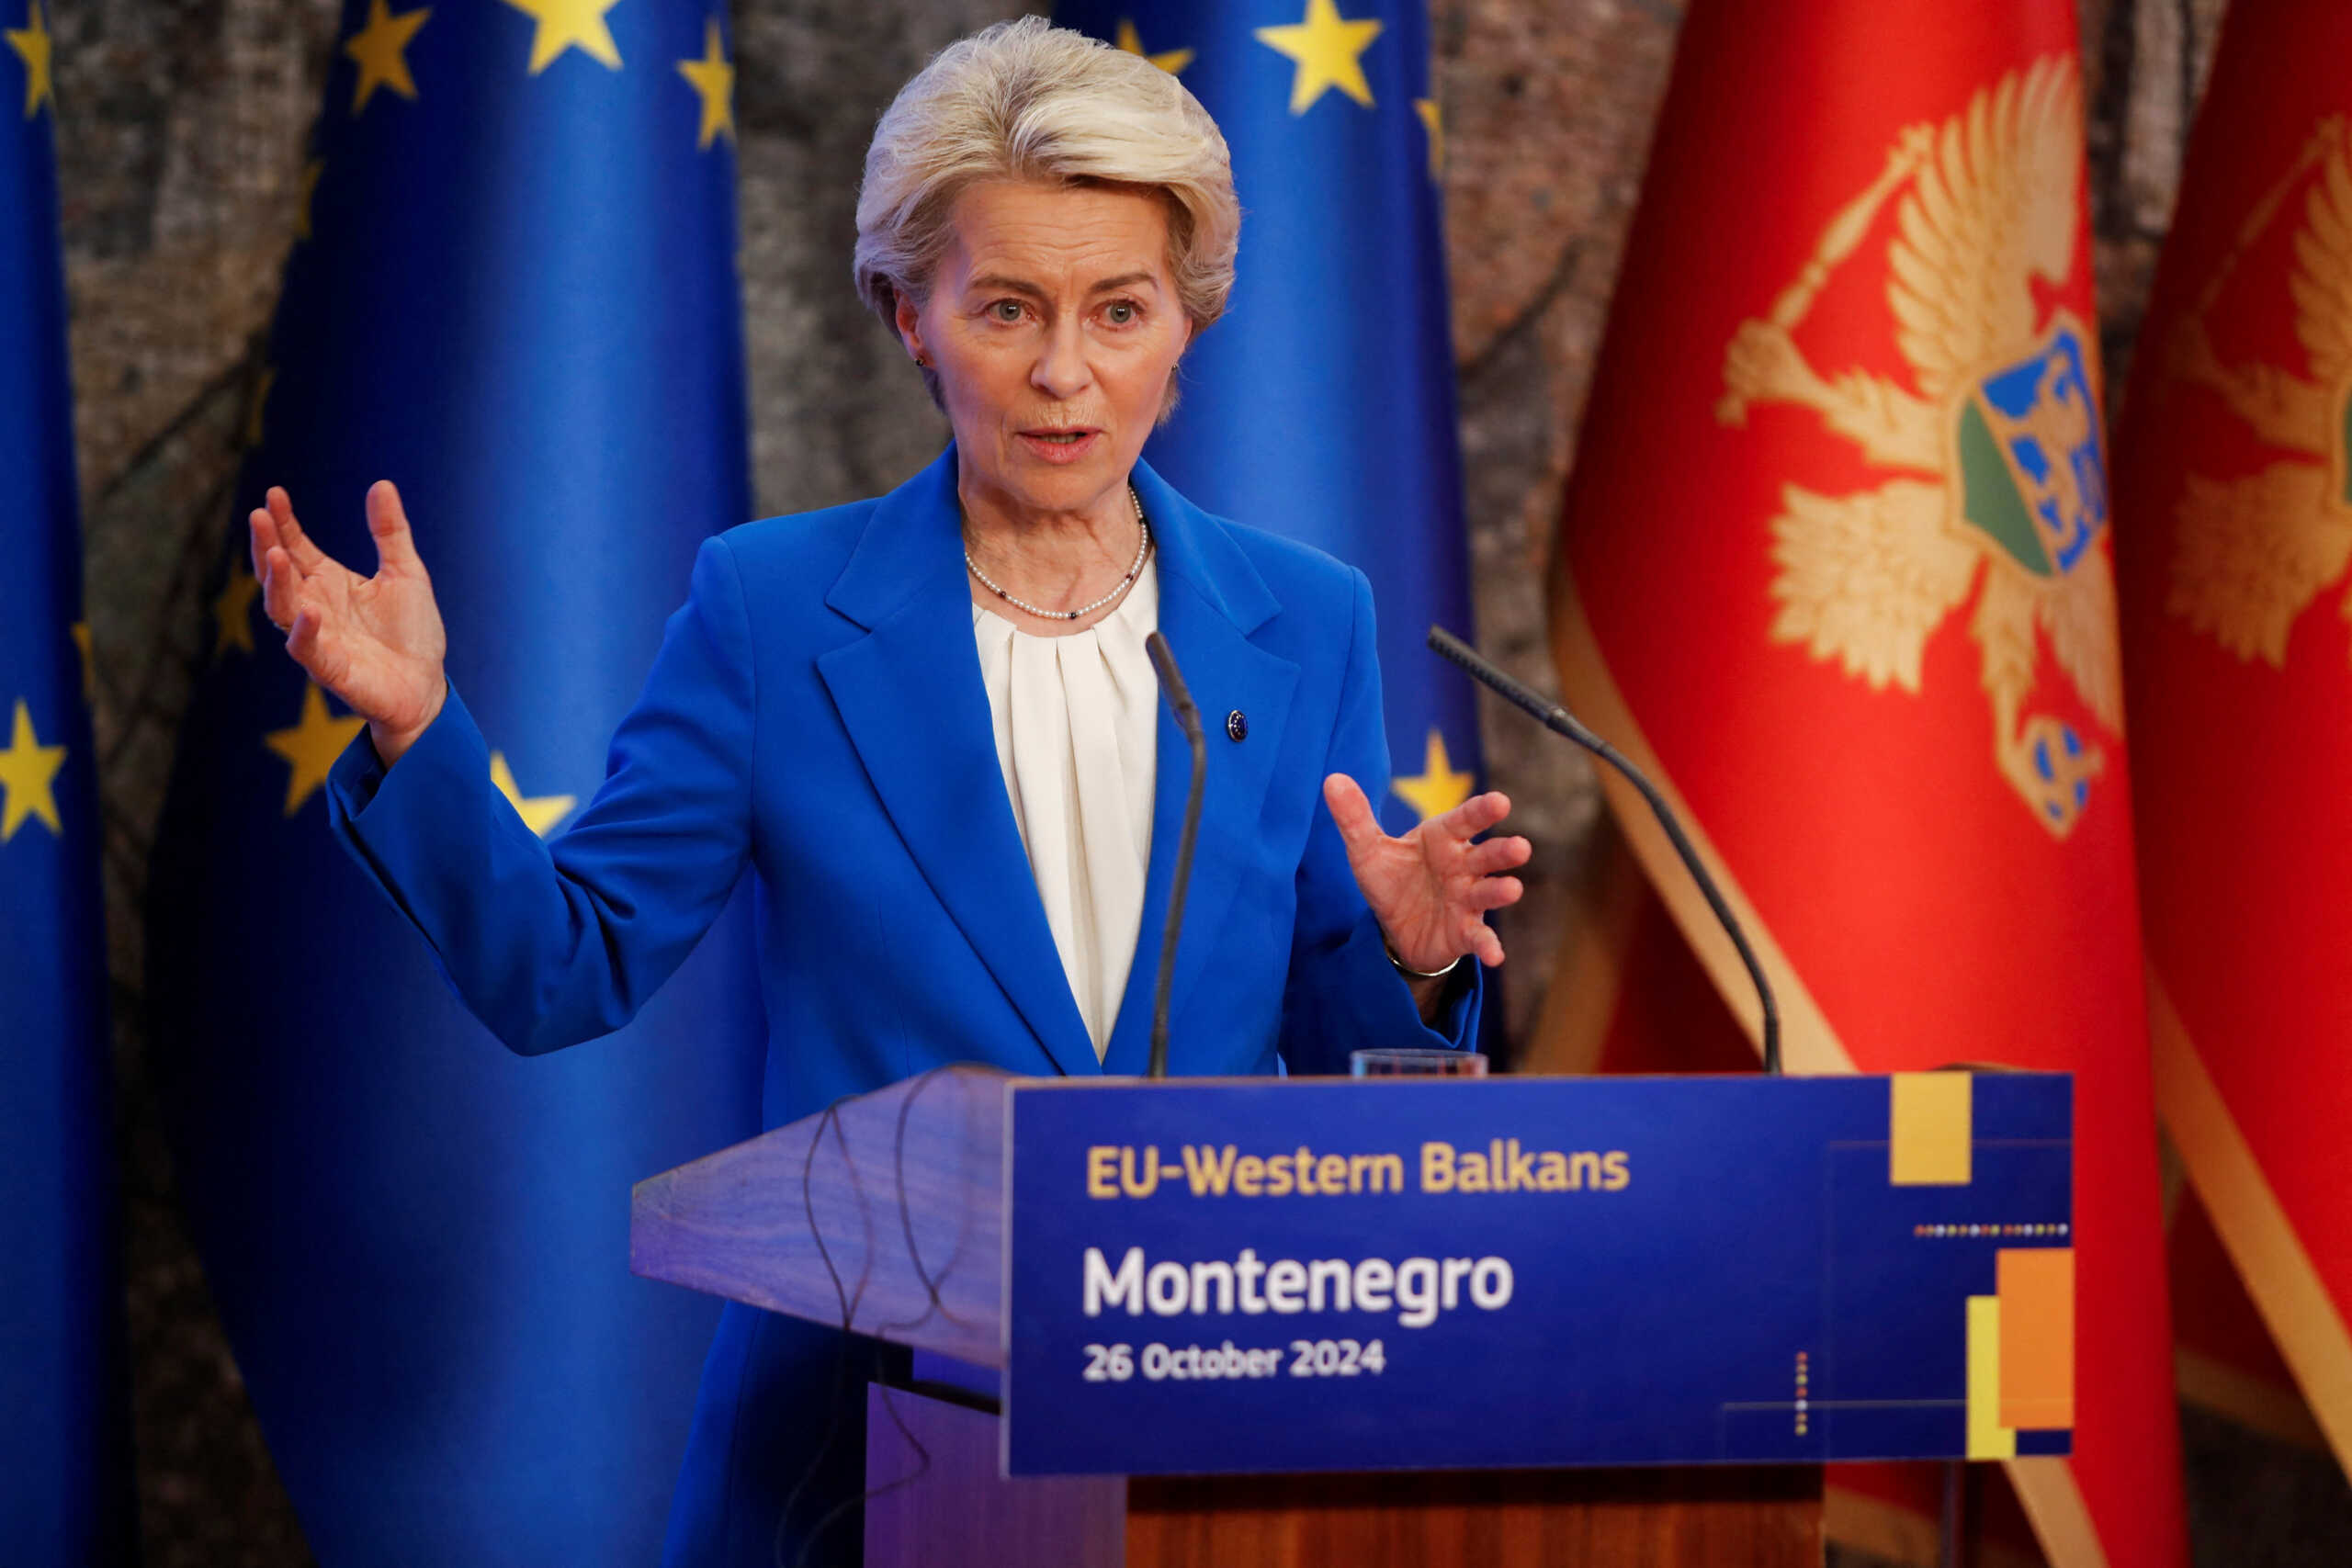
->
<box><xmin>248</xmin><ymin>18</ymin><xmax>1529</xmax><ymax>1565</ymax></box>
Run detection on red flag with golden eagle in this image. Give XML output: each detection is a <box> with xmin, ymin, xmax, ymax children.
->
<box><xmin>1544</xmin><ymin>1</ymin><xmax>2183</xmax><ymax>1562</ymax></box>
<box><xmin>2111</xmin><ymin>0</ymin><xmax>2352</xmax><ymax>1477</ymax></box>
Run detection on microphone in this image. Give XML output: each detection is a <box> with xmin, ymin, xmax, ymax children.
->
<box><xmin>1425</xmin><ymin>626</ymin><xmax>1783</xmax><ymax>1076</ymax></box>
<box><xmin>1145</xmin><ymin>632</ymin><xmax>1207</xmax><ymax>1080</ymax></box>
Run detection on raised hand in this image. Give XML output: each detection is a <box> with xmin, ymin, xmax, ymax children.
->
<box><xmin>1323</xmin><ymin>774</ymin><xmax>1530</xmax><ymax>974</ymax></box>
<box><xmin>250</xmin><ymin>481</ymin><xmax>448</xmax><ymax>764</ymax></box>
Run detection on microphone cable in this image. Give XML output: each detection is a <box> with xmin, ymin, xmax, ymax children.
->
<box><xmin>775</xmin><ymin>1061</ymin><xmax>1002</xmax><ymax>1568</ymax></box>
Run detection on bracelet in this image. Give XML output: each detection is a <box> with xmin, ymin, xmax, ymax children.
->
<box><xmin>1384</xmin><ymin>936</ymin><xmax>1465</xmax><ymax>981</ymax></box>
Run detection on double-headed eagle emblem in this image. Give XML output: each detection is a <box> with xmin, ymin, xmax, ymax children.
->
<box><xmin>2164</xmin><ymin>116</ymin><xmax>2352</xmax><ymax>669</ymax></box>
<box><xmin>1718</xmin><ymin>57</ymin><xmax>2120</xmax><ymax>839</ymax></box>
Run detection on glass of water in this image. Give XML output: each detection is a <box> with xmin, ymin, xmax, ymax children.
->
<box><xmin>1350</xmin><ymin>1048</ymin><xmax>1488</xmax><ymax>1077</ymax></box>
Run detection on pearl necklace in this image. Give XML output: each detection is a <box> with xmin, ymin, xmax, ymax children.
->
<box><xmin>964</xmin><ymin>486</ymin><xmax>1151</xmax><ymax>624</ymax></box>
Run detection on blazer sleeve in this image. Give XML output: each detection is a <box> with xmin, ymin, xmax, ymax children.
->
<box><xmin>1275</xmin><ymin>568</ymin><xmax>1484</xmax><ymax>1076</ymax></box>
<box><xmin>322</xmin><ymin>534</ymin><xmax>757</xmax><ymax>1055</ymax></box>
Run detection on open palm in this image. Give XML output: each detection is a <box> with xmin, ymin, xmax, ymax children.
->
<box><xmin>1323</xmin><ymin>774</ymin><xmax>1528</xmax><ymax>973</ymax></box>
<box><xmin>250</xmin><ymin>480</ymin><xmax>448</xmax><ymax>756</ymax></box>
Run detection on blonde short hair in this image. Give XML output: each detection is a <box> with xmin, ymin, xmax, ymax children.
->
<box><xmin>854</xmin><ymin>17</ymin><xmax>1240</xmax><ymax>350</ymax></box>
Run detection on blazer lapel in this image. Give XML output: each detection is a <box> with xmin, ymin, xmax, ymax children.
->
<box><xmin>1101</xmin><ymin>462</ymin><xmax>1299</xmax><ymax>1077</ymax></box>
<box><xmin>817</xmin><ymin>448</ymin><xmax>1100</xmax><ymax>1078</ymax></box>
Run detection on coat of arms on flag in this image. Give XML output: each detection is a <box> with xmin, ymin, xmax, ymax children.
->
<box><xmin>1718</xmin><ymin>57</ymin><xmax>2121</xmax><ymax>838</ymax></box>
<box><xmin>2164</xmin><ymin>114</ymin><xmax>2352</xmax><ymax>669</ymax></box>
<box><xmin>1551</xmin><ymin>2</ymin><xmax>2186</xmax><ymax>1557</ymax></box>
<box><xmin>2113</xmin><ymin>0</ymin><xmax>2352</xmax><ymax>1482</ymax></box>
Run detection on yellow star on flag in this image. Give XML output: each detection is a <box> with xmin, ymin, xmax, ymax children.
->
<box><xmin>0</xmin><ymin>699</ymin><xmax>67</xmax><ymax>840</ymax></box>
<box><xmin>674</xmin><ymin>18</ymin><xmax>733</xmax><ymax>150</ymax></box>
<box><xmin>295</xmin><ymin>158</ymin><xmax>322</xmax><ymax>240</ymax></box>
<box><xmin>489</xmin><ymin>750</ymin><xmax>576</xmax><ymax>837</ymax></box>
<box><xmin>1254</xmin><ymin>0</ymin><xmax>1382</xmax><ymax>115</ymax></box>
<box><xmin>1114</xmin><ymin>18</ymin><xmax>1193</xmax><ymax>75</ymax></box>
<box><xmin>70</xmin><ymin>622</ymin><xmax>96</xmax><ymax>703</ymax></box>
<box><xmin>503</xmin><ymin>0</ymin><xmax>622</xmax><ymax>75</ymax></box>
<box><xmin>6</xmin><ymin>0</ymin><xmax>51</xmax><ymax>119</ymax></box>
<box><xmin>1415</xmin><ymin>97</ymin><xmax>1442</xmax><ymax>176</ymax></box>
<box><xmin>265</xmin><ymin>683</ymin><xmax>366</xmax><ymax>816</ymax></box>
<box><xmin>214</xmin><ymin>566</ymin><xmax>261</xmax><ymax>657</ymax></box>
<box><xmin>1391</xmin><ymin>727</ymin><xmax>1474</xmax><ymax>822</ymax></box>
<box><xmin>344</xmin><ymin>0</ymin><xmax>429</xmax><ymax>116</ymax></box>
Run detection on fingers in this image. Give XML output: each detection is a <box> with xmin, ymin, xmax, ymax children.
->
<box><xmin>259</xmin><ymin>543</ymin><xmax>305</xmax><ymax>633</ymax></box>
<box><xmin>266</xmin><ymin>486</ymin><xmax>331</xmax><ymax>574</ymax></box>
<box><xmin>1432</xmin><ymin>790</ymin><xmax>1511</xmax><ymax>842</ymax></box>
<box><xmin>1452</xmin><ymin>867</ymin><xmax>1523</xmax><ymax>971</ymax></box>
<box><xmin>1336</xmin><ymin>772</ymin><xmax>1527</xmax><ymax>972</ymax></box>
<box><xmin>284</xmin><ymin>601</ymin><xmax>343</xmax><ymax>687</ymax></box>
<box><xmin>1322</xmin><ymin>773</ymin><xmax>1385</xmax><ymax>859</ymax></box>
<box><xmin>285</xmin><ymin>604</ymin><xmax>324</xmax><ymax>671</ymax></box>
<box><xmin>284</xmin><ymin>605</ymin><xmax>356</xmax><ymax>701</ymax></box>
<box><xmin>1462</xmin><ymin>875</ymin><xmax>1524</xmax><ymax>913</ymax></box>
<box><xmin>1462</xmin><ymin>835</ymin><xmax>1532</xmax><ymax>877</ymax></box>
<box><xmin>247</xmin><ymin>504</ymin><xmax>275</xmax><ymax>582</ymax></box>
<box><xmin>366</xmin><ymin>479</ymin><xmax>423</xmax><ymax>573</ymax></box>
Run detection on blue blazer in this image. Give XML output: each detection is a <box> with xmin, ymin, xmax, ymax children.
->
<box><xmin>324</xmin><ymin>445</ymin><xmax>1479</xmax><ymax>1563</ymax></box>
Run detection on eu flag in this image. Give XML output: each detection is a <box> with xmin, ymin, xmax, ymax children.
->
<box><xmin>3</xmin><ymin>6</ymin><xmax>130</xmax><ymax>1561</ymax></box>
<box><xmin>146</xmin><ymin>4</ymin><xmax>764</xmax><ymax>1561</ymax></box>
<box><xmin>1055</xmin><ymin>0</ymin><xmax>1483</xmax><ymax>835</ymax></box>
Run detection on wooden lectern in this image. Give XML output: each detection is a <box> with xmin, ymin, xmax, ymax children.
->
<box><xmin>631</xmin><ymin>1066</ymin><xmax>1836</xmax><ymax>1567</ymax></box>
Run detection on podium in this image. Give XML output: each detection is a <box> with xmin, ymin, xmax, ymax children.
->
<box><xmin>632</xmin><ymin>1066</ymin><xmax>2075</xmax><ymax>1566</ymax></box>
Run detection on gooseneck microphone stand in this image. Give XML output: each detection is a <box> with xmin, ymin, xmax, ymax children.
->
<box><xmin>1427</xmin><ymin>626</ymin><xmax>1783</xmax><ymax>1076</ymax></box>
<box><xmin>1145</xmin><ymin>632</ymin><xmax>1208</xmax><ymax>1080</ymax></box>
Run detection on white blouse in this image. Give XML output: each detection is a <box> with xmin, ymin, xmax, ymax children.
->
<box><xmin>971</xmin><ymin>561</ymin><xmax>1161</xmax><ymax>1062</ymax></box>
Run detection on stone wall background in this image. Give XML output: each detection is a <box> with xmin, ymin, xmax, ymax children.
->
<box><xmin>38</xmin><ymin>0</ymin><xmax>2351</xmax><ymax>1561</ymax></box>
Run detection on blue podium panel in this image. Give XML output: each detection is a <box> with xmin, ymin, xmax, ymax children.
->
<box><xmin>1002</xmin><ymin>1073</ymin><xmax>2072</xmax><ymax>1475</ymax></box>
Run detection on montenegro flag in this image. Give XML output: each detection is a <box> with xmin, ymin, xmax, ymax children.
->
<box><xmin>1547</xmin><ymin>2</ymin><xmax>2183</xmax><ymax>1563</ymax></box>
<box><xmin>2112</xmin><ymin>0</ymin><xmax>2352</xmax><ymax>1478</ymax></box>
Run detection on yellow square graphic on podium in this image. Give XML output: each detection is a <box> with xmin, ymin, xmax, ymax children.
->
<box><xmin>1890</xmin><ymin>1073</ymin><xmax>1972</xmax><ymax>1185</ymax></box>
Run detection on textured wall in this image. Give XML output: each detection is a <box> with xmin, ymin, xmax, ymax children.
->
<box><xmin>40</xmin><ymin>0</ymin><xmax>2351</xmax><ymax>1560</ymax></box>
